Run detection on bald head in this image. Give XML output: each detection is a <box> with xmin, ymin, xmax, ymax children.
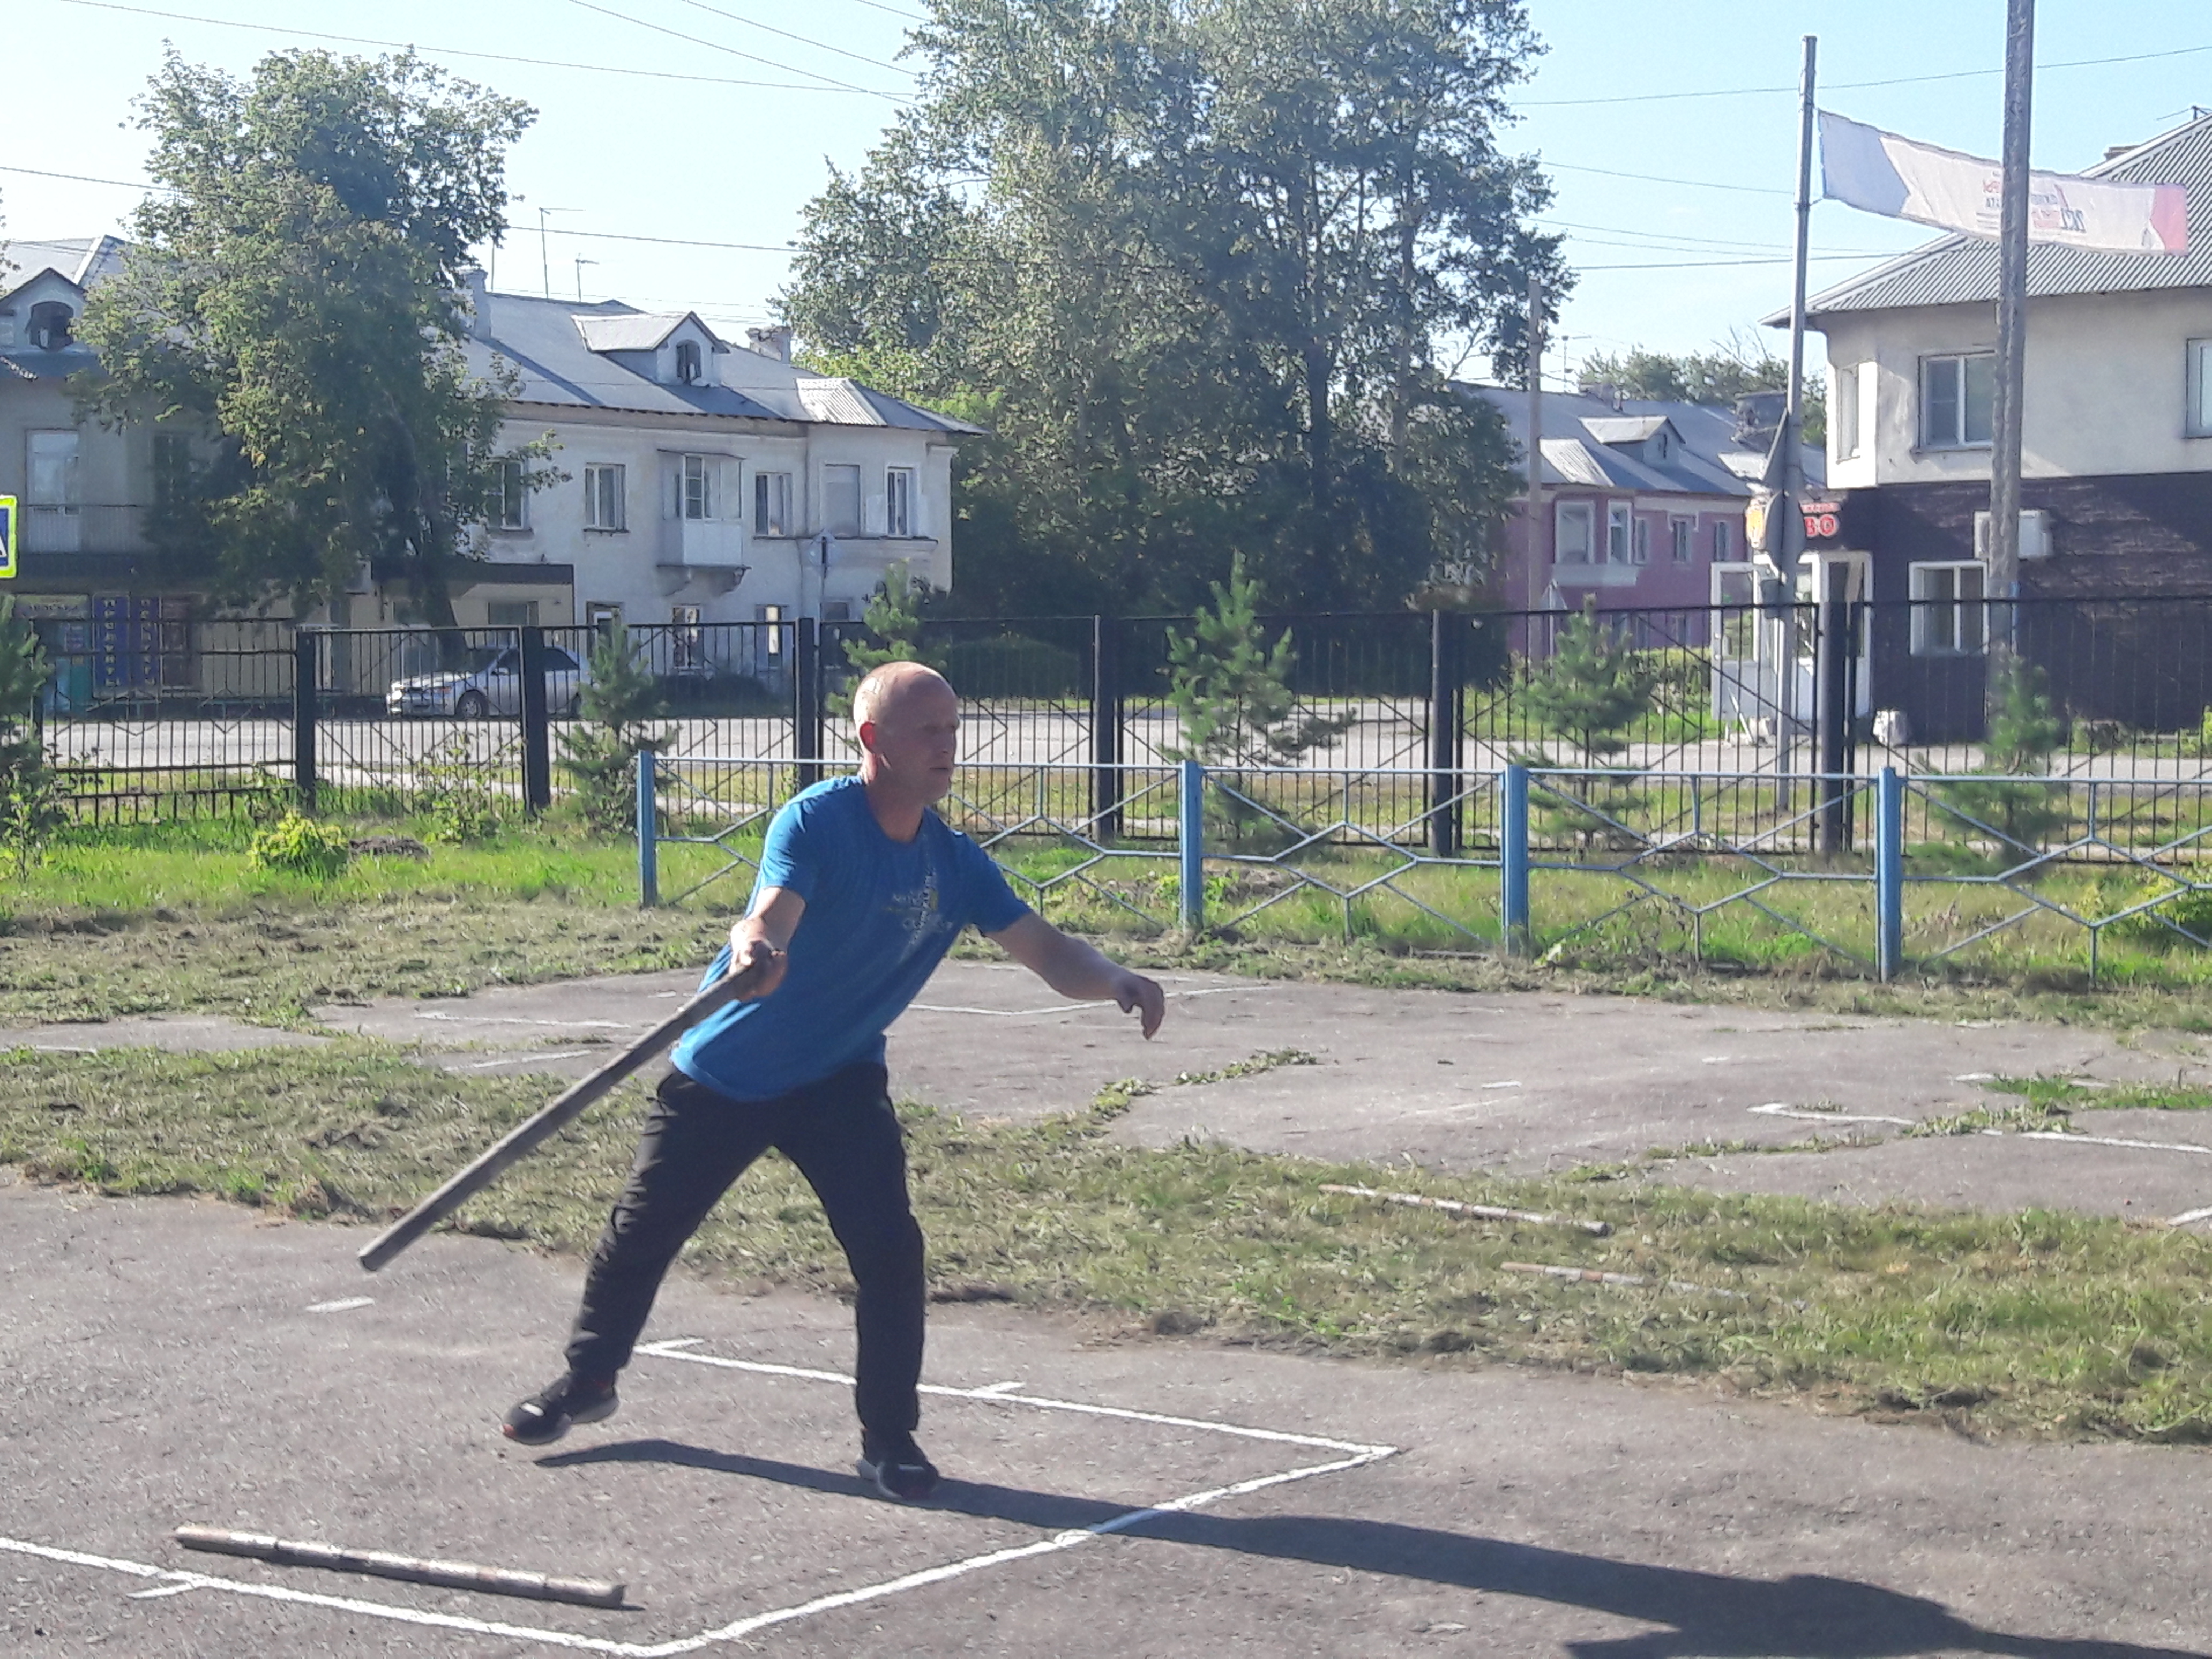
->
<box><xmin>851</xmin><ymin>660</ymin><xmax>955</xmax><ymax>733</ymax></box>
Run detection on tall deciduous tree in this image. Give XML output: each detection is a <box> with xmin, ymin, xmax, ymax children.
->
<box><xmin>79</xmin><ymin>50</ymin><xmax>539</xmax><ymax>623</ymax></box>
<box><xmin>782</xmin><ymin>0</ymin><xmax>1559</xmax><ymax>615</ymax></box>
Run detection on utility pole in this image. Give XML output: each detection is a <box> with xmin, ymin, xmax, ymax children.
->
<box><xmin>1987</xmin><ymin>0</ymin><xmax>2036</xmax><ymax>704</ymax></box>
<box><xmin>1525</xmin><ymin>272</ymin><xmax>1546</xmax><ymax>607</ymax></box>
<box><xmin>1776</xmin><ymin>34</ymin><xmax>1817</xmax><ymax>814</ymax></box>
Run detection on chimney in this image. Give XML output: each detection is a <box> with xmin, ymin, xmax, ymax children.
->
<box><xmin>459</xmin><ymin>265</ymin><xmax>489</xmax><ymax>334</ymax></box>
<box><xmin>746</xmin><ymin>325</ymin><xmax>793</xmax><ymax>363</ymax></box>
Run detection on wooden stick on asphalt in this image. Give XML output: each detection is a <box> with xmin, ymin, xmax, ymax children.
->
<box><xmin>356</xmin><ymin>961</ymin><xmax>765</xmax><ymax>1273</ymax></box>
<box><xmin>1319</xmin><ymin>1184</ymin><xmax>1611</xmax><ymax>1237</ymax></box>
<box><xmin>175</xmin><ymin>1526</ymin><xmax>625</xmax><ymax>1609</ymax></box>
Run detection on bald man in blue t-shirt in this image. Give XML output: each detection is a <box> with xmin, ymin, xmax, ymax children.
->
<box><xmin>502</xmin><ymin>661</ymin><xmax>1166</xmax><ymax>1500</ymax></box>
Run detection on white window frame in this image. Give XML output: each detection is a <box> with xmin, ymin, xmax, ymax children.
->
<box><xmin>1631</xmin><ymin>515</ymin><xmax>1651</xmax><ymax>565</ymax></box>
<box><xmin>753</xmin><ymin>470</ymin><xmax>793</xmax><ymax>536</ymax></box>
<box><xmin>885</xmin><ymin>466</ymin><xmax>916</xmax><ymax>537</ymax></box>
<box><xmin>1834</xmin><ymin>361</ymin><xmax>1864</xmax><ymax>460</ymax></box>
<box><xmin>757</xmin><ymin>602</ymin><xmax>784</xmax><ymax>659</ymax></box>
<box><xmin>1919</xmin><ymin>352</ymin><xmax>1996</xmax><ymax>450</ymax></box>
<box><xmin>1553</xmin><ymin>500</ymin><xmax>1593</xmax><ymax>564</ymax></box>
<box><xmin>681</xmin><ymin>454</ymin><xmax>714</xmax><ymax>521</ymax></box>
<box><xmin>488</xmin><ymin>459</ymin><xmax>527</xmax><ymax>530</ymax></box>
<box><xmin>1713</xmin><ymin>519</ymin><xmax>1732</xmax><ymax>562</ymax></box>
<box><xmin>583</xmin><ymin>464</ymin><xmax>626</xmax><ymax>532</ymax></box>
<box><xmin>1909</xmin><ymin>561</ymin><xmax>1987</xmax><ymax>657</ymax></box>
<box><xmin>1670</xmin><ymin>517</ymin><xmax>1694</xmax><ymax>564</ymax></box>
<box><xmin>1605</xmin><ymin>502</ymin><xmax>1632</xmax><ymax>565</ymax></box>
<box><xmin>2188</xmin><ymin>338</ymin><xmax>2212</xmax><ymax>439</ymax></box>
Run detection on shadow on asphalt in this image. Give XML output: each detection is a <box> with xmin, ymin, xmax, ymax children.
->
<box><xmin>541</xmin><ymin>1439</ymin><xmax>2203</xmax><ymax>1659</ymax></box>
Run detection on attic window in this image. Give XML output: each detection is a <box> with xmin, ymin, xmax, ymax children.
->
<box><xmin>675</xmin><ymin>340</ymin><xmax>703</xmax><ymax>385</ymax></box>
<box><xmin>28</xmin><ymin>302</ymin><xmax>73</xmax><ymax>351</ymax></box>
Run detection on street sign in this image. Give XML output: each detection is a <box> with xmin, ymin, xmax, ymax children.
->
<box><xmin>0</xmin><ymin>496</ymin><xmax>16</xmax><ymax>580</ymax></box>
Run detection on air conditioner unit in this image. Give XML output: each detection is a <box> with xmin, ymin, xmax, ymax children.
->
<box><xmin>1973</xmin><ymin>508</ymin><xmax>2053</xmax><ymax>561</ymax></box>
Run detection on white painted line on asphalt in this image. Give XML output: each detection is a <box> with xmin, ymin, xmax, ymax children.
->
<box><xmin>0</xmin><ymin>1535</ymin><xmax>645</xmax><ymax>1656</ymax></box>
<box><xmin>630</xmin><ymin>1445</ymin><xmax>1399</xmax><ymax>1658</ymax></box>
<box><xmin>1319</xmin><ymin>1183</ymin><xmax>1609</xmax><ymax>1236</ymax></box>
<box><xmin>1953</xmin><ymin>1072</ymin><xmax>1997</xmax><ymax>1082</ymax></box>
<box><xmin>1996</xmin><ymin>1129</ymin><xmax>2212</xmax><ymax>1156</ymax></box>
<box><xmin>636</xmin><ymin>1340</ymin><xmax>1395</xmax><ymax>1457</ymax></box>
<box><xmin>6</xmin><ymin>1348</ymin><xmax>1391</xmax><ymax>1656</ymax></box>
<box><xmin>1481</xmin><ymin>1080</ymin><xmax>1523</xmax><ymax>1090</ymax></box>
<box><xmin>410</xmin><ymin>1012</ymin><xmax>646</xmax><ymax>1031</ymax></box>
<box><xmin>305</xmin><ymin>1297</ymin><xmax>373</xmax><ymax>1314</ymax></box>
<box><xmin>1749</xmin><ymin>1103</ymin><xmax>1916</xmax><ymax>1127</ymax></box>
<box><xmin>126</xmin><ymin>1581</ymin><xmax>199</xmax><ymax>1600</ymax></box>
<box><xmin>460</xmin><ymin>1050</ymin><xmax>593</xmax><ymax>1071</ymax></box>
<box><xmin>2165</xmin><ymin>1205</ymin><xmax>2212</xmax><ymax>1227</ymax></box>
<box><xmin>907</xmin><ymin>987</ymin><xmax>1243</xmax><ymax>1019</ymax></box>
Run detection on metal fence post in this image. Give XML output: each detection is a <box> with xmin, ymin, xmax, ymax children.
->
<box><xmin>794</xmin><ymin>617</ymin><xmax>824</xmax><ymax>789</ymax></box>
<box><xmin>1090</xmin><ymin>614</ymin><xmax>1122</xmax><ymax>840</ymax></box>
<box><xmin>1817</xmin><ymin>589</ymin><xmax>1850</xmax><ymax>853</ymax></box>
<box><xmin>637</xmin><ymin>749</ymin><xmax>659</xmax><ymax>909</ymax></box>
<box><xmin>1501</xmin><ymin>761</ymin><xmax>1531</xmax><ymax>955</ymax></box>
<box><xmin>1178</xmin><ymin>757</ymin><xmax>1205</xmax><ymax>934</ymax></box>
<box><xmin>1427</xmin><ymin>609</ymin><xmax>1462</xmax><ymax>856</ymax></box>
<box><xmin>292</xmin><ymin>627</ymin><xmax>318</xmax><ymax>813</ymax></box>
<box><xmin>1876</xmin><ymin>765</ymin><xmax>1903</xmax><ymax>981</ymax></box>
<box><xmin>519</xmin><ymin>625</ymin><xmax>551</xmax><ymax>814</ymax></box>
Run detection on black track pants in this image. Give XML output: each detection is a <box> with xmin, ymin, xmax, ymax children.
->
<box><xmin>564</xmin><ymin>1063</ymin><xmax>925</xmax><ymax>1440</ymax></box>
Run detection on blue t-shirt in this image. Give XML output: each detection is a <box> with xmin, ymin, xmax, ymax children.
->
<box><xmin>672</xmin><ymin>776</ymin><xmax>1032</xmax><ymax>1100</ymax></box>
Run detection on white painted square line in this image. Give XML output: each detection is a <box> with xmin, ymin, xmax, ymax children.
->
<box><xmin>2</xmin><ymin>1342</ymin><xmax>1396</xmax><ymax>1657</ymax></box>
<box><xmin>304</xmin><ymin>1297</ymin><xmax>373</xmax><ymax>1315</ymax></box>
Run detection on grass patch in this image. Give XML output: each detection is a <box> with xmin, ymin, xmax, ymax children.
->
<box><xmin>7</xmin><ymin>1041</ymin><xmax>2212</xmax><ymax>1443</ymax></box>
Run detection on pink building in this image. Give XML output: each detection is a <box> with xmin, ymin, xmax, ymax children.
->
<box><xmin>1463</xmin><ymin>387</ymin><xmax>1825</xmax><ymax>624</ymax></box>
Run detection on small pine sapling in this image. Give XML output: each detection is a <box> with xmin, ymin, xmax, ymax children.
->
<box><xmin>557</xmin><ymin>622</ymin><xmax>674</xmax><ymax>834</ymax></box>
<box><xmin>1945</xmin><ymin>658</ymin><xmax>2068</xmax><ymax>850</ymax></box>
<box><xmin>829</xmin><ymin>564</ymin><xmax>944</xmax><ymax>730</ymax></box>
<box><xmin>1511</xmin><ymin>601</ymin><xmax>1657</xmax><ymax>846</ymax></box>
<box><xmin>0</xmin><ymin>597</ymin><xmax>59</xmax><ymax>870</ymax></box>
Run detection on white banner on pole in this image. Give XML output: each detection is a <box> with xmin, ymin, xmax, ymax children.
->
<box><xmin>1819</xmin><ymin>111</ymin><xmax>2188</xmax><ymax>256</ymax></box>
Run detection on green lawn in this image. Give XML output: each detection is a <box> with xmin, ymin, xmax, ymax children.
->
<box><xmin>4</xmin><ymin>1039</ymin><xmax>2210</xmax><ymax>1444</ymax></box>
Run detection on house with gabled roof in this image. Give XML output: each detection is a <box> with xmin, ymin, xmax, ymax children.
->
<box><xmin>1463</xmin><ymin>384</ymin><xmax>1822</xmax><ymax>624</ymax></box>
<box><xmin>1770</xmin><ymin>110</ymin><xmax>2212</xmax><ymax>736</ymax></box>
<box><xmin>0</xmin><ymin>240</ymin><xmax>979</xmax><ymax>698</ymax></box>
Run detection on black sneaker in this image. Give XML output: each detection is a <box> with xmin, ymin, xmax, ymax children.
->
<box><xmin>857</xmin><ymin>1433</ymin><xmax>940</xmax><ymax>1501</ymax></box>
<box><xmin>502</xmin><ymin>1372</ymin><xmax>618</xmax><ymax>1446</ymax></box>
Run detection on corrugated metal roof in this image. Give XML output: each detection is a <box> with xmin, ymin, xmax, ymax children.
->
<box><xmin>1791</xmin><ymin>114</ymin><xmax>2212</xmax><ymax>319</ymax></box>
<box><xmin>797</xmin><ymin>378</ymin><xmax>882</xmax><ymax>425</ymax></box>
<box><xmin>1459</xmin><ymin>385</ymin><xmax>1823</xmax><ymax>496</ymax></box>
<box><xmin>0</xmin><ymin>235</ymin><xmax>129</xmax><ymax>301</ymax></box>
<box><xmin>573</xmin><ymin>312</ymin><xmax>699</xmax><ymax>353</ymax></box>
<box><xmin>1580</xmin><ymin>415</ymin><xmax>1671</xmax><ymax>444</ymax></box>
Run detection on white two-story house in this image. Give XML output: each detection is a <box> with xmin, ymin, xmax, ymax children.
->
<box><xmin>0</xmin><ymin>239</ymin><xmax>977</xmax><ymax>698</ymax></box>
<box><xmin>1775</xmin><ymin>112</ymin><xmax>2212</xmax><ymax>737</ymax></box>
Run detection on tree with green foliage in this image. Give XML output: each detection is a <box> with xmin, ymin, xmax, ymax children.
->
<box><xmin>1164</xmin><ymin>556</ymin><xmax>1350</xmax><ymax>770</ymax></box>
<box><xmin>831</xmin><ymin>565</ymin><xmax>944</xmax><ymax>724</ymax></box>
<box><xmin>0</xmin><ymin>596</ymin><xmax>58</xmax><ymax>868</ymax></box>
<box><xmin>1945</xmin><ymin>658</ymin><xmax>2067</xmax><ymax>848</ymax></box>
<box><xmin>557</xmin><ymin>623</ymin><xmax>674</xmax><ymax>834</ymax></box>
<box><xmin>78</xmin><ymin>49</ymin><xmax>543</xmax><ymax>624</ymax></box>
<box><xmin>781</xmin><ymin>0</ymin><xmax>1557</xmax><ymax>614</ymax></box>
<box><xmin>1576</xmin><ymin>334</ymin><xmax>1827</xmax><ymax>446</ymax></box>
<box><xmin>1517</xmin><ymin>602</ymin><xmax>1658</xmax><ymax>767</ymax></box>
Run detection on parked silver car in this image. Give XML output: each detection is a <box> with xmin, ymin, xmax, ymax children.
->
<box><xmin>386</xmin><ymin>644</ymin><xmax>589</xmax><ymax>719</ymax></box>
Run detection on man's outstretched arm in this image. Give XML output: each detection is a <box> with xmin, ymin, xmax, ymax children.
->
<box><xmin>724</xmin><ymin>886</ymin><xmax>806</xmax><ymax>1000</ymax></box>
<box><xmin>985</xmin><ymin>912</ymin><xmax>1165</xmax><ymax>1038</ymax></box>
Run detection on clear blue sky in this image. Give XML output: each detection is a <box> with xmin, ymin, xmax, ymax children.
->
<box><xmin>6</xmin><ymin>1</ymin><xmax>2207</xmax><ymax>383</ymax></box>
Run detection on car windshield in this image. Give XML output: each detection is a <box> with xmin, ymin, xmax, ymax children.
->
<box><xmin>544</xmin><ymin>648</ymin><xmax>579</xmax><ymax>671</ymax></box>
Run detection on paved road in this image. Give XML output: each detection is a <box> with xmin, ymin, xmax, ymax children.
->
<box><xmin>2</xmin><ymin>1179</ymin><xmax>2204</xmax><ymax>1657</ymax></box>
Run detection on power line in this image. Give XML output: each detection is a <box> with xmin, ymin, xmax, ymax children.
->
<box><xmin>1546</xmin><ymin>161</ymin><xmax>1791</xmax><ymax>198</ymax></box>
<box><xmin>1520</xmin><ymin>40</ymin><xmax>2212</xmax><ymax>108</ymax></box>
<box><xmin>562</xmin><ymin>0</ymin><xmax>905</xmax><ymax>99</ymax></box>
<box><xmin>670</xmin><ymin>0</ymin><xmax>914</xmax><ymax>76</ymax></box>
<box><xmin>53</xmin><ymin>0</ymin><xmax>891</xmax><ymax>95</ymax></box>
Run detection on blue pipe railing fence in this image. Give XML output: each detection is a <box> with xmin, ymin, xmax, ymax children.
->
<box><xmin>634</xmin><ymin>753</ymin><xmax>2212</xmax><ymax>985</ymax></box>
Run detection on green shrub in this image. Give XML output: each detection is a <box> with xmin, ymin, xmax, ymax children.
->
<box><xmin>248</xmin><ymin>811</ymin><xmax>352</xmax><ymax>879</ymax></box>
<box><xmin>2095</xmin><ymin>874</ymin><xmax>2212</xmax><ymax>949</ymax></box>
<box><xmin>416</xmin><ymin>731</ymin><xmax>503</xmax><ymax>843</ymax></box>
<box><xmin>938</xmin><ymin>634</ymin><xmax>1083</xmax><ymax>698</ymax></box>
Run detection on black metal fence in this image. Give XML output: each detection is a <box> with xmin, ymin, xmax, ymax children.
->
<box><xmin>26</xmin><ymin>596</ymin><xmax>2212</xmax><ymax>842</ymax></box>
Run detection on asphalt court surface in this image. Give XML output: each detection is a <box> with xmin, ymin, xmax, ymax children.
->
<box><xmin>11</xmin><ymin>958</ymin><xmax>2212</xmax><ymax>1218</ymax></box>
<box><xmin>5</xmin><ymin>1180</ymin><xmax>2209</xmax><ymax>1657</ymax></box>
